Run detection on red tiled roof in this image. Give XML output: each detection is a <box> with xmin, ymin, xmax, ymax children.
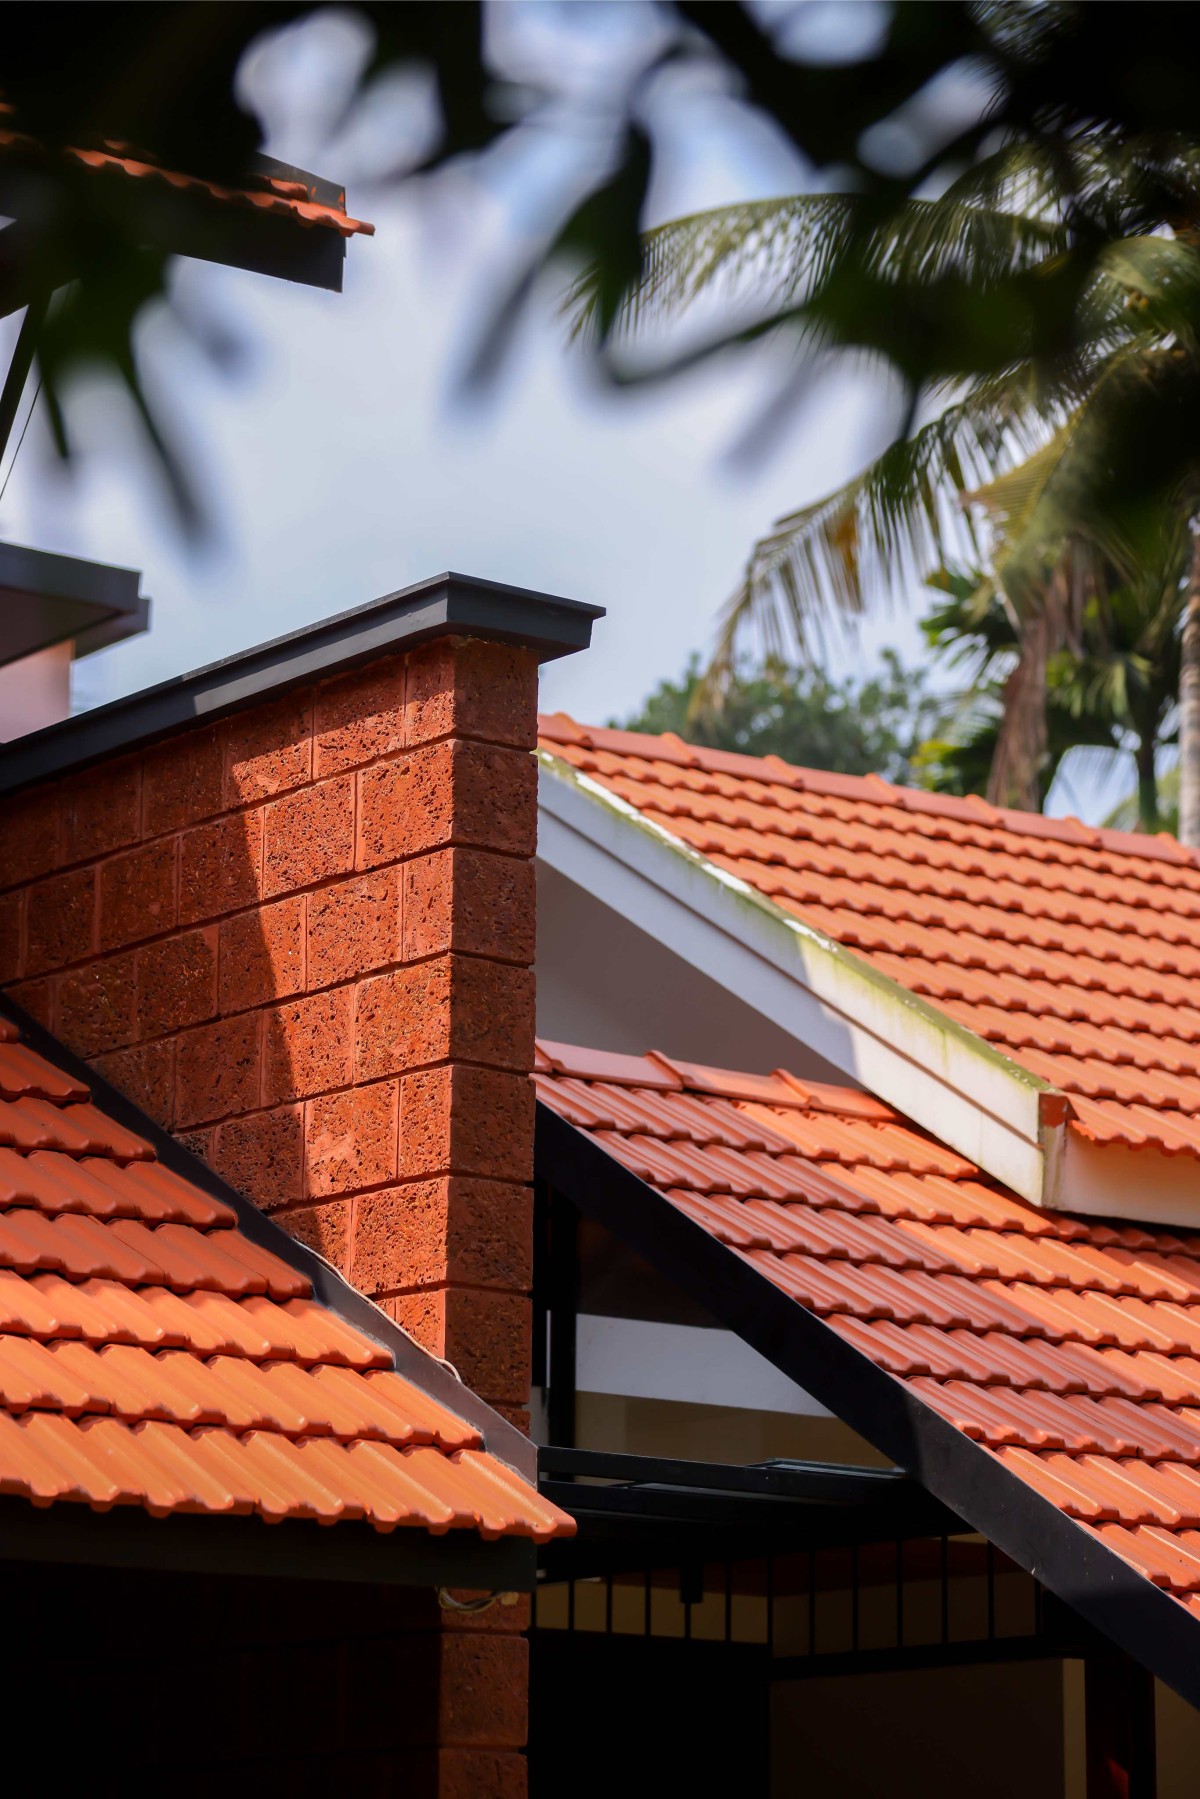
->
<box><xmin>535</xmin><ymin>1039</ymin><xmax>1200</xmax><ymax>1612</ymax></box>
<box><xmin>538</xmin><ymin>716</ymin><xmax>1200</xmax><ymax>1161</ymax></box>
<box><xmin>0</xmin><ymin>1012</ymin><xmax>569</xmax><ymax>1541</ymax></box>
<box><xmin>0</xmin><ymin>122</ymin><xmax>374</xmax><ymax>238</ymax></box>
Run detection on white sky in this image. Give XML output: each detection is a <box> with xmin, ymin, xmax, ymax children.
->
<box><xmin>0</xmin><ymin>4</ymin><xmax>1140</xmax><ymax>819</ymax></box>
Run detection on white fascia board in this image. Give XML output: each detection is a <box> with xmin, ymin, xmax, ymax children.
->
<box><xmin>575</xmin><ymin>1314</ymin><xmax>832</xmax><ymax>1416</ymax></box>
<box><xmin>1050</xmin><ymin>1129</ymin><xmax>1200</xmax><ymax>1229</ymax></box>
<box><xmin>538</xmin><ymin>752</ymin><xmax>1056</xmax><ymax>1204</ymax></box>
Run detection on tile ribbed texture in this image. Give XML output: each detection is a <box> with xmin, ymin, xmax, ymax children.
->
<box><xmin>0</xmin><ymin>1015</ymin><xmax>568</xmax><ymax>1542</ymax></box>
<box><xmin>538</xmin><ymin>716</ymin><xmax>1200</xmax><ymax>1159</ymax></box>
<box><xmin>535</xmin><ymin>1037</ymin><xmax>1200</xmax><ymax>1611</ymax></box>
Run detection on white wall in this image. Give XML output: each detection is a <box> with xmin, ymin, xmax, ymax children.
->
<box><xmin>536</xmin><ymin>858</ymin><xmax>853</xmax><ymax>1081</ymax></box>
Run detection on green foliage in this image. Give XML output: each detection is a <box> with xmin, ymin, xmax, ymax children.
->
<box><xmin>18</xmin><ymin>2</ymin><xmax>1200</xmax><ymax>531</ymax></box>
<box><xmin>915</xmin><ymin>559</ymin><xmax>1182</xmax><ymax>829</ymax></box>
<box><xmin>616</xmin><ymin>650</ymin><xmax>940</xmax><ymax>787</ymax></box>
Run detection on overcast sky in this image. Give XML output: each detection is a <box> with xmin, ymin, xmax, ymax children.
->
<box><xmin>0</xmin><ymin>3</ymin><xmax>932</xmax><ymax>735</ymax></box>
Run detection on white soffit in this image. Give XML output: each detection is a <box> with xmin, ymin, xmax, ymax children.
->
<box><xmin>536</xmin><ymin>752</ymin><xmax>1191</xmax><ymax>1222</ymax></box>
<box><xmin>575</xmin><ymin>1314</ymin><xmax>832</xmax><ymax>1417</ymax></box>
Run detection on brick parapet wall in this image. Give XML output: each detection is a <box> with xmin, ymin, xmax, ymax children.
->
<box><xmin>0</xmin><ymin>635</ymin><xmax>539</xmax><ymax>1414</ymax></box>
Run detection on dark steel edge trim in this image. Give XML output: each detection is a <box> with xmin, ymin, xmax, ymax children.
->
<box><xmin>0</xmin><ymin>1494</ymin><xmax>535</xmax><ymax>1589</ymax></box>
<box><xmin>535</xmin><ymin>1102</ymin><xmax>1200</xmax><ymax>1709</ymax></box>
<box><xmin>0</xmin><ymin>571</ymin><xmax>605</xmax><ymax>796</ymax></box>
<box><xmin>0</xmin><ymin>990</ymin><xmax>538</xmax><ymax>1489</ymax></box>
<box><xmin>75</xmin><ymin>594</ymin><xmax>151</xmax><ymax>660</ymax></box>
<box><xmin>0</xmin><ymin>539</ymin><xmax>142</xmax><ymax>613</ymax></box>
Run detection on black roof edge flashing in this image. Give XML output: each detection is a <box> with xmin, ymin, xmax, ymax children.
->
<box><xmin>535</xmin><ymin>1100</ymin><xmax>1200</xmax><ymax>1709</ymax></box>
<box><xmin>0</xmin><ymin>571</ymin><xmax>604</xmax><ymax>796</ymax></box>
<box><xmin>0</xmin><ymin>988</ymin><xmax>539</xmax><ymax>1496</ymax></box>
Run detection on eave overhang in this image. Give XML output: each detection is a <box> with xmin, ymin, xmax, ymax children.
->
<box><xmin>0</xmin><ymin>990</ymin><xmax>552</xmax><ymax>1590</ymax></box>
<box><xmin>535</xmin><ymin>1099</ymin><xmax>1200</xmax><ymax>1707</ymax></box>
<box><xmin>537</xmin><ymin>753</ymin><xmax>1200</xmax><ymax>1228</ymax></box>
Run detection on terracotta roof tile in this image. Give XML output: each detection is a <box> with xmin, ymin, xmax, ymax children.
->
<box><xmin>536</xmin><ymin>1036</ymin><xmax>1200</xmax><ymax>1616</ymax></box>
<box><xmin>0</xmin><ymin>1015</ymin><xmax>571</xmax><ymax>1544</ymax></box>
<box><xmin>0</xmin><ymin>123</ymin><xmax>373</xmax><ymax>240</ymax></box>
<box><xmin>540</xmin><ymin>717</ymin><xmax>1200</xmax><ymax>1157</ymax></box>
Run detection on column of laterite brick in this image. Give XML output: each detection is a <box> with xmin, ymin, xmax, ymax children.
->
<box><xmin>329</xmin><ymin>634</ymin><xmax>539</xmax><ymax>1421</ymax></box>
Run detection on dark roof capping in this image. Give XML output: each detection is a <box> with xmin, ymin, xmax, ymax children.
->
<box><xmin>0</xmin><ymin>987</ymin><xmax>537</xmax><ymax>1498</ymax></box>
<box><xmin>0</xmin><ymin>540</ymin><xmax>149</xmax><ymax>671</ymax></box>
<box><xmin>535</xmin><ymin>1100</ymin><xmax>1200</xmax><ymax>1710</ymax></box>
<box><xmin>0</xmin><ymin>571</ymin><xmax>605</xmax><ymax>795</ymax></box>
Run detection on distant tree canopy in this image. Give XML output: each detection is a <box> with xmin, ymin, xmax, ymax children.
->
<box><xmin>616</xmin><ymin>651</ymin><xmax>941</xmax><ymax>788</ymax></box>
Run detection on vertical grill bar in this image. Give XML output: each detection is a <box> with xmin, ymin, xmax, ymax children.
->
<box><xmin>940</xmin><ymin>1534</ymin><xmax>949</xmax><ymax>1643</ymax></box>
<box><xmin>895</xmin><ymin>1539</ymin><xmax>904</xmax><ymax>1648</ymax></box>
<box><xmin>851</xmin><ymin>1542</ymin><xmax>859</xmax><ymax>1653</ymax></box>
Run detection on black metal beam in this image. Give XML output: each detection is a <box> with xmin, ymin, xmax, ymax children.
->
<box><xmin>539</xmin><ymin>1446</ymin><xmax>932</xmax><ymax>1505</ymax></box>
<box><xmin>540</xmin><ymin>1479</ymin><xmax>951</xmax><ymax>1533</ymax></box>
<box><xmin>535</xmin><ymin>1102</ymin><xmax>1200</xmax><ymax>1711</ymax></box>
<box><xmin>0</xmin><ymin>571</ymin><xmax>604</xmax><ymax>796</ymax></box>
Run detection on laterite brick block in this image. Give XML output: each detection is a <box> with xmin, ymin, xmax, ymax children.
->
<box><xmin>210</xmin><ymin>1103</ymin><xmax>304</xmax><ymax>1208</ymax></box>
<box><xmin>402</xmin><ymin>849</ymin><xmax>535</xmax><ymax>965</ymax></box>
<box><xmin>218</xmin><ymin>895</ymin><xmax>305</xmax><ymax>1013</ymax></box>
<box><xmin>278</xmin><ymin>1197</ymin><xmax>349</xmax><ymax>1271</ymax></box>
<box><xmin>141</xmin><ymin>726</ymin><xmax>223</xmax><ymax>834</ymax></box>
<box><xmin>307</xmin><ymin>868</ymin><xmax>400</xmax><ymax>990</ymax></box>
<box><xmin>356</xmin><ymin>739</ymin><xmax>536</xmax><ymax>868</ymax></box>
<box><xmin>179</xmin><ymin>809</ymin><xmax>264</xmax><ymax>926</ymax></box>
<box><xmin>387</xmin><ymin>1286</ymin><xmax>530</xmax><ymax>1405</ymax></box>
<box><xmin>175</xmin><ymin>1011</ymin><xmax>261</xmax><ymax>1129</ymax></box>
<box><xmin>305</xmin><ymin>1080</ymin><xmax>398</xmax><ymax>1197</ymax></box>
<box><xmin>61</xmin><ymin>756</ymin><xmax>140</xmax><ymax>863</ymax></box>
<box><xmin>313</xmin><ymin>656</ymin><xmax>405</xmax><ymax>775</ymax></box>
<box><xmin>137</xmin><ymin>927</ymin><xmax>217</xmax><ymax>1041</ymax></box>
<box><xmin>262</xmin><ymin>773</ymin><xmax>355</xmax><ymax>897</ymax></box>
<box><xmin>350</xmin><ymin>1176</ymin><xmax>532</xmax><ymax>1296</ymax></box>
<box><xmin>0</xmin><ymin>891</ymin><xmax>20</xmax><ymax>983</ymax></box>
<box><xmin>56</xmin><ymin>953</ymin><xmax>136</xmax><ymax>1057</ymax></box>
<box><xmin>99</xmin><ymin>837</ymin><xmax>177</xmax><ymax>951</ymax></box>
<box><xmin>405</xmin><ymin>638</ymin><xmax>538</xmax><ymax>751</ymax></box>
<box><xmin>399</xmin><ymin>1063</ymin><xmax>534</xmax><ymax>1184</ymax></box>
<box><xmin>261</xmin><ymin>986</ymin><xmax>353</xmax><ymax>1104</ymax></box>
<box><xmin>92</xmin><ymin>1038</ymin><xmax>176</xmax><ymax>1129</ymax></box>
<box><xmin>25</xmin><ymin>867</ymin><xmax>95</xmax><ymax>975</ymax></box>
<box><xmin>223</xmin><ymin>692</ymin><xmax>312</xmax><ymax>806</ymax></box>
<box><xmin>0</xmin><ymin>786</ymin><xmax>60</xmax><ymax>889</ymax></box>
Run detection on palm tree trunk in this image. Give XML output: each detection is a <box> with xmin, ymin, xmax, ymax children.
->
<box><xmin>1181</xmin><ymin>529</ymin><xmax>1200</xmax><ymax>846</ymax></box>
<box><xmin>1135</xmin><ymin>736</ymin><xmax>1159</xmax><ymax>834</ymax></box>
<box><xmin>987</xmin><ymin>570</ymin><xmax>1063</xmax><ymax>813</ymax></box>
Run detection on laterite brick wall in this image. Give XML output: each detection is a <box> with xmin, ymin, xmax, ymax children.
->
<box><xmin>0</xmin><ymin>633</ymin><xmax>540</xmax><ymax>1793</ymax></box>
<box><xmin>0</xmin><ymin>634</ymin><xmax>539</xmax><ymax>1418</ymax></box>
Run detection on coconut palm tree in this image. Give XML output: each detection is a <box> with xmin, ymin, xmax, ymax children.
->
<box><xmin>918</xmin><ymin>548</ymin><xmax>1184</xmax><ymax>830</ymax></box>
<box><xmin>570</xmin><ymin>141</ymin><xmax>1200</xmax><ymax>831</ymax></box>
